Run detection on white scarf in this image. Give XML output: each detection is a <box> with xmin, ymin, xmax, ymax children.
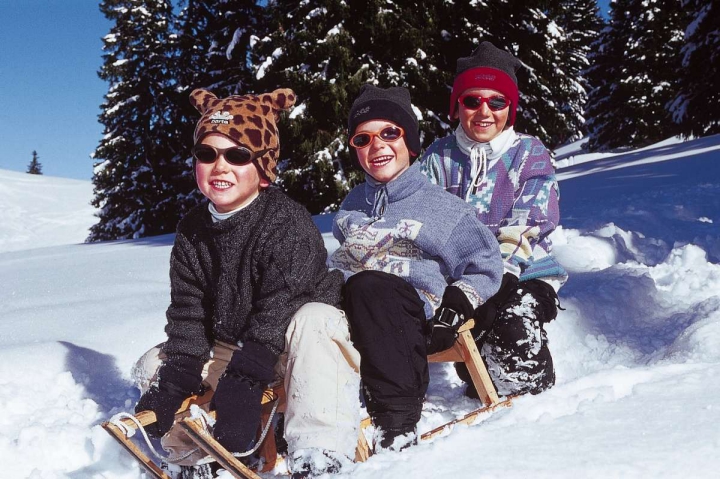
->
<box><xmin>455</xmin><ymin>125</ymin><xmax>517</xmax><ymax>200</ymax></box>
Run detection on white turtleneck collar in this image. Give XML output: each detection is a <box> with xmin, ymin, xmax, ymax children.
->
<box><xmin>454</xmin><ymin>125</ymin><xmax>518</xmax><ymax>201</ymax></box>
<box><xmin>208</xmin><ymin>198</ymin><xmax>256</xmax><ymax>223</ymax></box>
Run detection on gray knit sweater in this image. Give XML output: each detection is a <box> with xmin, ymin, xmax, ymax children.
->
<box><xmin>162</xmin><ymin>187</ymin><xmax>343</xmax><ymax>370</ymax></box>
<box><xmin>330</xmin><ymin>163</ymin><xmax>503</xmax><ymax>318</ymax></box>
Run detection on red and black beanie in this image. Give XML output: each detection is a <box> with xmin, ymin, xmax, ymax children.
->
<box><xmin>348</xmin><ymin>84</ymin><xmax>421</xmax><ymax>161</ymax></box>
<box><xmin>449</xmin><ymin>42</ymin><xmax>523</xmax><ymax>126</ymax></box>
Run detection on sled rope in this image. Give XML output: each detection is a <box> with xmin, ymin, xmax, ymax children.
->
<box><xmin>108</xmin><ymin>412</ymin><xmax>201</xmax><ymax>463</ymax></box>
<box><xmin>232</xmin><ymin>398</ymin><xmax>280</xmax><ymax>458</ymax></box>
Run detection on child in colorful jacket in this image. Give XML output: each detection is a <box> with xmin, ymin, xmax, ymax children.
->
<box><xmin>421</xmin><ymin>42</ymin><xmax>568</xmax><ymax>397</ymax></box>
<box><xmin>329</xmin><ymin>84</ymin><xmax>503</xmax><ymax>451</ymax></box>
<box><xmin>132</xmin><ymin>88</ymin><xmax>361</xmax><ymax>478</ymax></box>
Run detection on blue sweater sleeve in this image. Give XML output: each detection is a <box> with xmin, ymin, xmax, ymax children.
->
<box><xmin>439</xmin><ymin>212</ymin><xmax>503</xmax><ymax>307</ymax></box>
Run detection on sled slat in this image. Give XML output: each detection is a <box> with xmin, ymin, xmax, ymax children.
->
<box><xmin>420</xmin><ymin>398</ymin><xmax>513</xmax><ymax>441</ymax></box>
<box><xmin>102</xmin><ymin>419</ymin><xmax>171</xmax><ymax>479</ymax></box>
<box><xmin>180</xmin><ymin>417</ymin><xmax>262</xmax><ymax>479</ymax></box>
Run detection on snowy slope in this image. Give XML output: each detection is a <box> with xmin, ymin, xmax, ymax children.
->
<box><xmin>0</xmin><ymin>168</ymin><xmax>97</xmax><ymax>253</ymax></box>
<box><xmin>1</xmin><ymin>135</ymin><xmax>719</xmax><ymax>478</ymax></box>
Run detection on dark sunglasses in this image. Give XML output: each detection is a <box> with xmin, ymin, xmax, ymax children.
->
<box><xmin>350</xmin><ymin>126</ymin><xmax>405</xmax><ymax>148</ymax></box>
<box><xmin>191</xmin><ymin>144</ymin><xmax>273</xmax><ymax>165</ymax></box>
<box><xmin>459</xmin><ymin>94</ymin><xmax>510</xmax><ymax>111</ymax></box>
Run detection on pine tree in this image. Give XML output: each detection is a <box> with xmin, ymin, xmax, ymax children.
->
<box><xmin>585</xmin><ymin>0</ymin><xmax>686</xmax><ymax>151</ymax></box>
<box><xmin>252</xmin><ymin>0</ymin><xmax>363</xmax><ymax>214</ymax></box>
<box><xmin>552</xmin><ymin>0</ymin><xmax>603</xmax><ymax>143</ymax></box>
<box><xmin>253</xmin><ymin>1</ymin><xmax>596</xmax><ymax>211</ymax></box>
<box><xmin>252</xmin><ymin>0</ymin><xmax>484</xmax><ymax>213</ymax></box>
<box><xmin>476</xmin><ymin>0</ymin><xmax>589</xmax><ymax>148</ymax></box>
<box><xmin>26</xmin><ymin>150</ymin><xmax>43</xmax><ymax>175</ymax></box>
<box><xmin>668</xmin><ymin>0</ymin><xmax>720</xmax><ymax>137</ymax></box>
<box><xmin>90</xmin><ymin>0</ymin><xmax>185</xmax><ymax>241</ymax></box>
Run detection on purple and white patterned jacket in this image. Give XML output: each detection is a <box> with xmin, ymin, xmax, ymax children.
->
<box><xmin>420</xmin><ymin>130</ymin><xmax>567</xmax><ymax>289</ymax></box>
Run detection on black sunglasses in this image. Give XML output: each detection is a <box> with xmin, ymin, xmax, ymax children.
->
<box><xmin>349</xmin><ymin>126</ymin><xmax>405</xmax><ymax>148</ymax></box>
<box><xmin>459</xmin><ymin>94</ymin><xmax>510</xmax><ymax>111</ymax></box>
<box><xmin>191</xmin><ymin>144</ymin><xmax>273</xmax><ymax>165</ymax></box>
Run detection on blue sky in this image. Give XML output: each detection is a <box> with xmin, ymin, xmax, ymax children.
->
<box><xmin>0</xmin><ymin>1</ymin><xmax>611</xmax><ymax>181</ymax></box>
<box><xmin>0</xmin><ymin>1</ymin><xmax>110</xmax><ymax>180</ymax></box>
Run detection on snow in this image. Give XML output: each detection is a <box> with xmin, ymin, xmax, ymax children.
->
<box><xmin>2</xmin><ymin>133</ymin><xmax>720</xmax><ymax>478</ymax></box>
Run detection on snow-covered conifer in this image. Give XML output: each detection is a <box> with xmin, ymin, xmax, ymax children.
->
<box><xmin>27</xmin><ymin>150</ymin><xmax>43</xmax><ymax>175</ymax></box>
<box><xmin>90</xmin><ymin>0</ymin><xmax>184</xmax><ymax>241</ymax></box>
<box><xmin>669</xmin><ymin>0</ymin><xmax>720</xmax><ymax>137</ymax></box>
<box><xmin>585</xmin><ymin>0</ymin><xmax>686</xmax><ymax>151</ymax></box>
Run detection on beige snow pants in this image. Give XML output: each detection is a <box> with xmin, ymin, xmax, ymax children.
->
<box><xmin>133</xmin><ymin>302</ymin><xmax>361</xmax><ymax>465</ymax></box>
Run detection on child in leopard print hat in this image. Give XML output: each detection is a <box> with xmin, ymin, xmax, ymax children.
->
<box><xmin>131</xmin><ymin>88</ymin><xmax>361</xmax><ymax>477</ymax></box>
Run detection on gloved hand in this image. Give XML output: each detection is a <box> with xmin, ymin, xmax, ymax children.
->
<box><xmin>471</xmin><ymin>273</ymin><xmax>519</xmax><ymax>341</ymax></box>
<box><xmin>517</xmin><ymin>279</ymin><xmax>560</xmax><ymax>323</ymax></box>
<box><xmin>211</xmin><ymin>341</ymin><xmax>277</xmax><ymax>453</ymax></box>
<box><xmin>426</xmin><ymin>286</ymin><xmax>474</xmax><ymax>355</ymax></box>
<box><xmin>135</xmin><ymin>356</ymin><xmax>202</xmax><ymax>438</ymax></box>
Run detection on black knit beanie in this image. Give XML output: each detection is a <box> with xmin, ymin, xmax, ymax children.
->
<box><xmin>348</xmin><ymin>84</ymin><xmax>421</xmax><ymax>160</ymax></box>
<box><xmin>450</xmin><ymin>42</ymin><xmax>523</xmax><ymax>125</ymax></box>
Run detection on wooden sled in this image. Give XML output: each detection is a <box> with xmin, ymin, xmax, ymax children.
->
<box><xmin>104</xmin><ymin>320</ymin><xmax>509</xmax><ymax>478</ymax></box>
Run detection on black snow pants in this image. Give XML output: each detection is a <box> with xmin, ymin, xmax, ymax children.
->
<box><xmin>342</xmin><ymin>270</ymin><xmax>429</xmax><ymax>435</ymax></box>
<box><xmin>457</xmin><ymin>275</ymin><xmax>558</xmax><ymax>397</ymax></box>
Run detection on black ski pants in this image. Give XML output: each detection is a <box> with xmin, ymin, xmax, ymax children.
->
<box><xmin>342</xmin><ymin>270</ymin><xmax>428</xmax><ymax>431</ymax></box>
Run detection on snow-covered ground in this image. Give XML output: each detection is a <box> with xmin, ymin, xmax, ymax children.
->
<box><xmin>1</xmin><ymin>134</ymin><xmax>719</xmax><ymax>478</ymax></box>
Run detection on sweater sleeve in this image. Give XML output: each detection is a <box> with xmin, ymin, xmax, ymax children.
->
<box><xmin>497</xmin><ymin>142</ymin><xmax>560</xmax><ymax>276</ymax></box>
<box><xmin>440</xmin><ymin>212</ymin><xmax>504</xmax><ymax>308</ymax></box>
<box><xmin>162</xmin><ymin>234</ymin><xmax>212</xmax><ymax>380</ymax></box>
<box><xmin>419</xmin><ymin>143</ymin><xmax>444</xmax><ymax>187</ymax></box>
<box><xmin>245</xmin><ymin>213</ymin><xmax>330</xmax><ymax>355</ymax></box>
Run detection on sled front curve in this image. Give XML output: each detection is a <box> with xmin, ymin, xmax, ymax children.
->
<box><xmin>101</xmin><ymin>391</ymin><xmax>213</xmax><ymax>479</ymax></box>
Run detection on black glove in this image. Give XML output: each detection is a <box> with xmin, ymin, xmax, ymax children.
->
<box><xmin>135</xmin><ymin>356</ymin><xmax>202</xmax><ymax>438</ymax></box>
<box><xmin>471</xmin><ymin>273</ymin><xmax>519</xmax><ymax>342</ymax></box>
<box><xmin>427</xmin><ymin>286</ymin><xmax>474</xmax><ymax>355</ymax></box>
<box><xmin>211</xmin><ymin>341</ymin><xmax>277</xmax><ymax>453</ymax></box>
<box><xmin>518</xmin><ymin>279</ymin><xmax>560</xmax><ymax>323</ymax></box>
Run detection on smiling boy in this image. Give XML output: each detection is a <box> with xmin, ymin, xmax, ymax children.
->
<box><xmin>132</xmin><ymin>88</ymin><xmax>361</xmax><ymax>478</ymax></box>
<box><xmin>329</xmin><ymin>85</ymin><xmax>503</xmax><ymax>451</ymax></box>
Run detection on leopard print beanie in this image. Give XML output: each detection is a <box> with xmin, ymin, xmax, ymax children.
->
<box><xmin>190</xmin><ymin>88</ymin><xmax>297</xmax><ymax>182</ymax></box>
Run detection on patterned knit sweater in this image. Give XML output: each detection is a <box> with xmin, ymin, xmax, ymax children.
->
<box><xmin>329</xmin><ymin>163</ymin><xmax>503</xmax><ymax>319</ymax></box>
<box><xmin>162</xmin><ymin>187</ymin><xmax>343</xmax><ymax>369</ymax></box>
<box><xmin>421</xmin><ymin>131</ymin><xmax>568</xmax><ymax>288</ymax></box>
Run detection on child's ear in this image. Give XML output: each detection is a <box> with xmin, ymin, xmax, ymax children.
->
<box><xmin>259</xmin><ymin>177</ymin><xmax>271</xmax><ymax>189</ymax></box>
<box><xmin>260</xmin><ymin>89</ymin><xmax>297</xmax><ymax>120</ymax></box>
<box><xmin>190</xmin><ymin>89</ymin><xmax>219</xmax><ymax>114</ymax></box>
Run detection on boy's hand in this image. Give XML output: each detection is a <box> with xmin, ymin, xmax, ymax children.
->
<box><xmin>135</xmin><ymin>383</ymin><xmax>187</xmax><ymax>438</ymax></box>
<box><xmin>211</xmin><ymin>342</ymin><xmax>277</xmax><ymax>453</ymax></box>
<box><xmin>426</xmin><ymin>286</ymin><xmax>474</xmax><ymax>354</ymax></box>
<box><xmin>134</xmin><ymin>356</ymin><xmax>203</xmax><ymax>438</ymax></box>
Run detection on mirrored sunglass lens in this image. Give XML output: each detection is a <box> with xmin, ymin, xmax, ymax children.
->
<box><xmin>380</xmin><ymin>127</ymin><xmax>402</xmax><ymax>141</ymax></box>
<box><xmin>193</xmin><ymin>146</ymin><xmax>217</xmax><ymax>163</ymax></box>
<box><xmin>225</xmin><ymin>147</ymin><xmax>253</xmax><ymax>164</ymax></box>
<box><xmin>461</xmin><ymin>96</ymin><xmax>482</xmax><ymax>109</ymax></box>
<box><xmin>352</xmin><ymin>134</ymin><xmax>371</xmax><ymax>147</ymax></box>
<box><xmin>488</xmin><ymin>97</ymin><xmax>508</xmax><ymax>110</ymax></box>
